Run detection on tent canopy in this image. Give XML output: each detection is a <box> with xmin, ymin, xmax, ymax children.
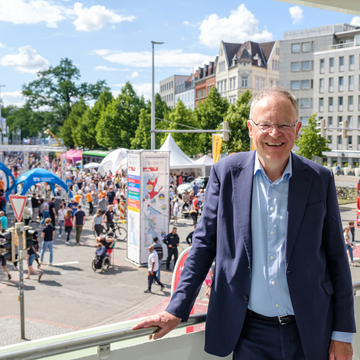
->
<box><xmin>159</xmin><ymin>134</ymin><xmax>205</xmax><ymax>171</ymax></box>
<box><xmin>6</xmin><ymin>168</ymin><xmax>72</xmax><ymax>200</ymax></box>
<box><xmin>0</xmin><ymin>162</ymin><xmax>15</xmax><ymax>191</ymax></box>
<box><xmin>98</xmin><ymin>148</ymin><xmax>128</xmax><ymax>176</ymax></box>
<box><xmin>194</xmin><ymin>155</ymin><xmax>213</xmax><ymax>166</ymax></box>
<box><xmin>84</xmin><ymin>162</ymin><xmax>100</xmax><ymax>169</ymax></box>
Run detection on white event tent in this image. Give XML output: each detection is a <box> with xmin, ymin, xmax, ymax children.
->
<box><xmin>98</xmin><ymin>148</ymin><xmax>128</xmax><ymax>176</ymax></box>
<box><xmin>194</xmin><ymin>155</ymin><xmax>213</xmax><ymax>176</ymax></box>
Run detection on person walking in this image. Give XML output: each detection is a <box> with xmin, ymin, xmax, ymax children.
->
<box><xmin>40</xmin><ymin>218</ymin><xmax>55</xmax><ymax>265</ymax></box>
<box><xmin>86</xmin><ymin>191</ymin><xmax>93</xmax><ymax>215</ymax></box>
<box><xmin>40</xmin><ymin>201</ymin><xmax>49</xmax><ymax>226</ymax></box>
<box><xmin>144</xmin><ymin>245</ymin><xmax>165</xmax><ymax>293</ymax></box>
<box><xmin>153</xmin><ymin>237</ymin><xmax>164</xmax><ymax>281</ymax></box>
<box><xmin>64</xmin><ymin>209</ymin><xmax>73</xmax><ymax>245</ymax></box>
<box><xmin>31</xmin><ymin>193</ymin><xmax>39</xmax><ymax>222</ymax></box>
<box><xmin>344</xmin><ymin>226</ymin><xmax>357</xmax><ymax>267</ymax></box>
<box><xmin>164</xmin><ymin>227</ymin><xmax>179</xmax><ymax>271</ymax></box>
<box><xmin>25</xmin><ymin>243</ymin><xmax>42</xmax><ymax>281</ymax></box>
<box><xmin>0</xmin><ymin>211</ymin><xmax>7</xmax><ymax>230</ymax></box>
<box><xmin>0</xmin><ymin>255</ymin><xmax>11</xmax><ymax>280</ymax></box>
<box><xmin>73</xmin><ymin>205</ymin><xmax>86</xmax><ymax>245</ymax></box>
<box><xmin>49</xmin><ymin>198</ymin><xmax>56</xmax><ymax>228</ymax></box>
<box><xmin>186</xmin><ymin>224</ymin><xmax>197</xmax><ymax>246</ymax></box>
<box><xmin>190</xmin><ymin>195</ymin><xmax>199</xmax><ymax>225</ymax></box>
<box><xmin>92</xmin><ymin>209</ymin><xmax>103</xmax><ymax>236</ymax></box>
<box><xmin>23</xmin><ymin>201</ymin><xmax>31</xmax><ymax>225</ymax></box>
<box><xmin>58</xmin><ymin>204</ymin><xmax>66</xmax><ymax>238</ymax></box>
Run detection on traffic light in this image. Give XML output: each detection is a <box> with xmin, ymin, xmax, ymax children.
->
<box><xmin>222</xmin><ymin>121</ymin><xmax>229</xmax><ymax>142</ymax></box>
<box><xmin>316</xmin><ymin>118</ymin><xmax>325</xmax><ymax>137</ymax></box>
<box><xmin>0</xmin><ymin>231</ymin><xmax>14</xmax><ymax>262</ymax></box>
<box><xmin>342</xmin><ymin>119</ymin><xmax>348</xmax><ymax>139</ymax></box>
<box><xmin>23</xmin><ymin>229</ymin><xmax>38</xmax><ymax>249</ymax></box>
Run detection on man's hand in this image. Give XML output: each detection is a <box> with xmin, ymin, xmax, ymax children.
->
<box><xmin>168</xmin><ymin>245</ymin><xmax>172</xmax><ymax>248</ymax></box>
<box><xmin>329</xmin><ymin>340</ymin><xmax>353</xmax><ymax>360</ymax></box>
<box><xmin>132</xmin><ymin>311</ymin><xmax>181</xmax><ymax>340</ymax></box>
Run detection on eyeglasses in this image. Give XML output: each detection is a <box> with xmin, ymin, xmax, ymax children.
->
<box><xmin>250</xmin><ymin>119</ymin><xmax>297</xmax><ymax>132</ymax></box>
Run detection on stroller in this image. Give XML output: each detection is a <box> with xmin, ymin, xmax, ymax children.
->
<box><xmin>181</xmin><ymin>203</ymin><xmax>190</xmax><ymax>219</ymax></box>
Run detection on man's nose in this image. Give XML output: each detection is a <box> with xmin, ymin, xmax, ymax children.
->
<box><xmin>268</xmin><ymin>125</ymin><xmax>282</xmax><ymax>136</ymax></box>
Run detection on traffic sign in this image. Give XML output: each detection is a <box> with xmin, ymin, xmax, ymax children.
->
<box><xmin>9</xmin><ymin>195</ymin><xmax>27</xmax><ymax>223</ymax></box>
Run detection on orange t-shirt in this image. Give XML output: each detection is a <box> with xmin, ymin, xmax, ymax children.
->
<box><xmin>74</xmin><ymin>194</ymin><xmax>82</xmax><ymax>203</ymax></box>
<box><xmin>99</xmin><ymin>191</ymin><xmax>106</xmax><ymax>199</ymax></box>
<box><xmin>86</xmin><ymin>193</ymin><xmax>92</xmax><ymax>202</ymax></box>
<box><xmin>0</xmin><ymin>180</ymin><xmax>4</xmax><ymax>190</ymax></box>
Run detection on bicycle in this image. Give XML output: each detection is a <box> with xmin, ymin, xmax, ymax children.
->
<box><xmin>93</xmin><ymin>221</ymin><xmax>127</xmax><ymax>241</ymax></box>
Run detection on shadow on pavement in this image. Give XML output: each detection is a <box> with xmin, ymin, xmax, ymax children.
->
<box><xmin>39</xmin><ymin>279</ymin><xmax>63</xmax><ymax>287</ymax></box>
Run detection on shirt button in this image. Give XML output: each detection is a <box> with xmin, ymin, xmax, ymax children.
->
<box><xmin>243</xmin><ymin>295</ymin><xmax>249</xmax><ymax>301</ymax></box>
<box><xmin>270</xmin><ymin>256</ymin><xmax>274</xmax><ymax>260</ymax></box>
<box><xmin>270</xmin><ymin>231</ymin><xmax>274</xmax><ymax>235</ymax></box>
<box><xmin>271</xmin><ymin>281</ymin><xmax>275</xmax><ymax>285</ymax></box>
<box><xmin>270</xmin><ymin>207</ymin><xmax>274</xmax><ymax>211</ymax></box>
<box><xmin>275</xmin><ymin>303</ymin><xmax>279</xmax><ymax>308</ymax></box>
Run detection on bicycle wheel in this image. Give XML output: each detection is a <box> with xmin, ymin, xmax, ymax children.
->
<box><xmin>91</xmin><ymin>258</ymin><xmax>97</xmax><ymax>272</ymax></box>
<box><xmin>115</xmin><ymin>225</ymin><xmax>127</xmax><ymax>241</ymax></box>
<box><xmin>102</xmin><ymin>257</ymin><xmax>110</xmax><ymax>272</ymax></box>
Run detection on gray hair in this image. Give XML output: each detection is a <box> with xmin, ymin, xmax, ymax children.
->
<box><xmin>249</xmin><ymin>85</ymin><xmax>299</xmax><ymax>120</ymax></box>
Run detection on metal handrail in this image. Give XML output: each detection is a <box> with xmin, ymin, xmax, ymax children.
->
<box><xmin>0</xmin><ymin>313</ymin><xmax>207</xmax><ymax>360</ymax></box>
<box><xmin>2</xmin><ymin>281</ymin><xmax>360</xmax><ymax>360</ymax></box>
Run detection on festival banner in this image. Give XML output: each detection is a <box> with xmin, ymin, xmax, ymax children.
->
<box><xmin>212</xmin><ymin>134</ymin><xmax>223</xmax><ymax>164</ymax></box>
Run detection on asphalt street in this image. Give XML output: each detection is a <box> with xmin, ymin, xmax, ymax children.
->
<box><xmin>0</xmin><ymin>173</ymin><xmax>359</xmax><ymax>347</ymax></box>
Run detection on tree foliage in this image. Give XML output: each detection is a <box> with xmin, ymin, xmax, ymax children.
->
<box><xmin>22</xmin><ymin>58</ymin><xmax>108</xmax><ymax>129</ymax></box>
<box><xmin>96</xmin><ymin>82</ymin><xmax>146</xmax><ymax>149</ymax></box>
<box><xmin>295</xmin><ymin>114</ymin><xmax>330</xmax><ymax>159</ymax></box>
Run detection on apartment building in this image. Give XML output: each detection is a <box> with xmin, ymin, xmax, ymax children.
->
<box><xmin>159</xmin><ymin>75</ymin><xmax>189</xmax><ymax>109</ymax></box>
<box><xmin>216</xmin><ymin>40</ymin><xmax>280</xmax><ymax>104</ymax></box>
<box><xmin>175</xmin><ymin>74</ymin><xmax>195</xmax><ymax>110</ymax></box>
<box><xmin>280</xmin><ymin>23</ymin><xmax>360</xmax><ymax>166</ymax></box>
<box><xmin>194</xmin><ymin>60</ymin><xmax>217</xmax><ymax>106</ymax></box>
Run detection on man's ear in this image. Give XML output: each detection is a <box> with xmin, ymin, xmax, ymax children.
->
<box><xmin>247</xmin><ymin>120</ymin><xmax>253</xmax><ymax>139</ymax></box>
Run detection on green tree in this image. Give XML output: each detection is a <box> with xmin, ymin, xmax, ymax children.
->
<box><xmin>73</xmin><ymin>89</ymin><xmax>114</xmax><ymax>149</ymax></box>
<box><xmin>96</xmin><ymin>82</ymin><xmax>146</xmax><ymax>149</ymax></box>
<box><xmin>194</xmin><ymin>87</ymin><xmax>229</xmax><ymax>154</ymax></box>
<box><xmin>295</xmin><ymin>114</ymin><xmax>330</xmax><ymax>159</ymax></box>
<box><xmin>223</xmin><ymin>90</ymin><xmax>252</xmax><ymax>153</ymax></box>
<box><xmin>22</xmin><ymin>58</ymin><xmax>108</xmax><ymax>128</ymax></box>
<box><xmin>61</xmin><ymin>98</ymin><xmax>88</xmax><ymax>147</ymax></box>
<box><xmin>131</xmin><ymin>93</ymin><xmax>170</xmax><ymax>150</ymax></box>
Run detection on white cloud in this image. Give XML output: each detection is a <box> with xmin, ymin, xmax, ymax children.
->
<box><xmin>97</xmin><ymin>49</ymin><xmax>215</xmax><ymax>68</ymax></box>
<box><xmin>0</xmin><ymin>46</ymin><xmax>49</xmax><ymax>73</ymax></box>
<box><xmin>131</xmin><ymin>71</ymin><xmax>139</xmax><ymax>79</ymax></box>
<box><xmin>0</xmin><ymin>43</ymin><xmax>5</xmax><ymax>48</ymax></box>
<box><xmin>350</xmin><ymin>17</ymin><xmax>360</xmax><ymax>27</ymax></box>
<box><xmin>0</xmin><ymin>1</ymin><xmax>136</xmax><ymax>31</ymax></box>
<box><xmin>198</xmin><ymin>4</ymin><xmax>273</xmax><ymax>48</ymax></box>
<box><xmin>0</xmin><ymin>0</ymin><xmax>67</xmax><ymax>28</ymax></box>
<box><xmin>93</xmin><ymin>49</ymin><xmax>110</xmax><ymax>56</ymax></box>
<box><xmin>112</xmin><ymin>83</ymin><xmax>159</xmax><ymax>101</ymax></box>
<box><xmin>72</xmin><ymin>3</ymin><xmax>136</xmax><ymax>32</ymax></box>
<box><xmin>1</xmin><ymin>91</ymin><xmax>25</xmax><ymax>107</ymax></box>
<box><xmin>289</xmin><ymin>6</ymin><xmax>304</xmax><ymax>25</ymax></box>
<box><xmin>183</xmin><ymin>20</ymin><xmax>196</xmax><ymax>27</ymax></box>
<box><xmin>94</xmin><ymin>65</ymin><xmax>123</xmax><ymax>71</ymax></box>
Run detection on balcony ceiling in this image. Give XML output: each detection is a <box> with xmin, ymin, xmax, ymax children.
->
<box><xmin>274</xmin><ymin>0</ymin><xmax>360</xmax><ymax>16</ymax></box>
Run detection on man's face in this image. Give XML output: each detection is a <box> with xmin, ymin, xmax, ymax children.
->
<box><xmin>172</xmin><ymin>229</ymin><xmax>177</xmax><ymax>235</ymax></box>
<box><xmin>247</xmin><ymin>94</ymin><xmax>301</xmax><ymax>170</ymax></box>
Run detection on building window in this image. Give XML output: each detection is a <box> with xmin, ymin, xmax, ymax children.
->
<box><xmin>328</xmin><ymin>135</ymin><xmax>332</xmax><ymax>149</ymax></box>
<box><xmin>329</xmin><ymin>97</ymin><xmax>333</xmax><ymax>112</ymax></box>
<box><xmin>300</xmin><ymin>116</ymin><xmax>308</xmax><ymax>125</ymax></box>
<box><xmin>339</xmin><ymin>56</ymin><xmax>344</xmax><ymax>71</ymax></box>
<box><xmin>241</xmin><ymin>76</ymin><xmax>248</xmax><ymax>88</ymax></box>
<box><xmin>300</xmin><ymin>98</ymin><xmax>309</xmax><ymax>108</ymax></box>
<box><xmin>338</xmin><ymin>96</ymin><xmax>343</xmax><ymax>111</ymax></box>
<box><xmin>339</xmin><ymin>77</ymin><xmax>344</xmax><ymax>91</ymax></box>
<box><xmin>319</xmin><ymin>98</ymin><xmax>324</xmax><ymax>112</ymax></box>
<box><xmin>338</xmin><ymin>135</ymin><xmax>342</xmax><ymax>149</ymax></box>
<box><xmin>302</xmin><ymin>42</ymin><xmax>311</xmax><ymax>52</ymax></box>
<box><xmin>349</xmin><ymin>75</ymin><xmax>354</xmax><ymax>91</ymax></box>
<box><xmin>301</xmin><ymin>80</ymin><xmax>310</xmax><ymax>89</ymax></box>
<box><xmin>319</xmin><ymin>78</ymin><xmax>324</xmax><ymax>93</ymax></box>
<box><xmin>320</xmin><ymin>59</ymin><xmax>325</xmax><ymax>73</ymax></box>
<box><xmin>329</xmin><ymin>77</ymin><xmax>334</xmax><ymax>92</ymax></box>
<box><xmin>348</xmin><ymin>116</ymin><xmax>353</xmax><ymax>128</ymax></box>
<box><xmin>219</xmin><ymin>61</ymin><xmax>225</xmax><ymax>72</ymax></box>
<box><xmin>291</xmin><ymin>62</ymin><xmax>300</xmax><ymax>71</ymax></box>
<box><xmin>349</xmin><ymin>55</ymin><xmax>355</xmax><ymax>71</ymax></box>
<box><xmin>348</xmin><ymin>136</ymin><xmax>353</xmax><ymax>149</ymax></box>
<box><xmin>224</xmin><ymin>80</ymin><xmax>227</xmax><ymax>92</ymax></box>
<box><xmin>329</xmin><ymin>58</ymin><xmax>334</xmax><ymax>73</ymax></box>
<box><xmin>291</xmin><ymin>43</ymin><xmax>301</xmax><ymax>53</ymax></box>
<box><xmin>291</xmin><ymin>81</ymin><xmax>299</xmax><ymax>90</ymax></box>
<box><xmin>255</xmin><ymin>77</ymin><xmax>259</xmax><ymax>89</ymax></box>
<box><xmin>260</xmin><ymin>78</ymin><xmax>265</xmax><ymax>89</ymax></box>
<box><xmin>349</xmin><ymin>96</ymin><xmax>353</xmax><ymax>111</ymax></box>
<box><xmin>301</xmin><ymin>61</ymin><xmax>310</xmax><ymax>71</ymax></box>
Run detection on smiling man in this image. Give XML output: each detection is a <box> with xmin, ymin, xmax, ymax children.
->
<box><xmin>133</xmin><ymin>86</ymin><xmax>355</xmax><ymax>360</ymax></box>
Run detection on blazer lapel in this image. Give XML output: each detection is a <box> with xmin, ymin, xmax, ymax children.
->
<box><xmin>230</xmin><ymin>151</ymin><xmax>255</xmax><ymax>267</ymax></box>
<box><xmin>286</xmin><ymin>153</ymin><xmax>314</xmax><ymax>265</ymax></box>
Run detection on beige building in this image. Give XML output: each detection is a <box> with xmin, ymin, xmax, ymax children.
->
<box><xmin>216</xmin><ymin>40</ymin><xmax>280</xmax><ymax>104</ymax></box>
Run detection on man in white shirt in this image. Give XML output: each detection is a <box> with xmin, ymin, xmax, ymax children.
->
<box><xmin>144</xmin><ymin>245</ymin><xmax>165</xmax><ymax>293</ymax></box>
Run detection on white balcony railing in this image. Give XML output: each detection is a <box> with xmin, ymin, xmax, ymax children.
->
<box><xmin>337</xmin><ymin>144</ymin><xmax>342</xmax><ymax>150</ymax></box>
<box><xmin>329</xmin><ymin>42</ymin><xmax>355</xmax><ymax>50</ymax></box>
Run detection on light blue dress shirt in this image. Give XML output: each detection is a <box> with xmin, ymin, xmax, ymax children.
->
<box><xmin>248</xmin><ymin>153</ymin><xmax>352</xmax><ymax>343</ymax></box>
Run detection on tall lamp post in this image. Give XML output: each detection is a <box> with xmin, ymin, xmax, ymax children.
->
<box><xmin>151</xmin><ymin>41</ymin><xmax>164</xmax><ymax>150</ymax></box>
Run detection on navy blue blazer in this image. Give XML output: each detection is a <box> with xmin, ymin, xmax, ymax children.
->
<box><xmin>166</xmin><ymin>151</ymin><xmax>355</xmax><ymax>360</ymax></box>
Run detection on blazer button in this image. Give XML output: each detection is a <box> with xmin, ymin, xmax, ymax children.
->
<box><xmin>247</xmin><ymin>267</ymin><xmax>251</xmax><ymax>273</ymax></box>
<box><xmin>243</xmin><ymin>295</ymin><xmax>249</xmax><ymax>301</ymax></box>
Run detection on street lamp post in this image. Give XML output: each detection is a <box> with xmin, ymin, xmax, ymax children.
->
<box><xmin>151</xmin><ymin>41</ymin><xmax>164</xmax><ymax>150</ymax></box>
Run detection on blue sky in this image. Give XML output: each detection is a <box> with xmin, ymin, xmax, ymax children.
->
<box><xmin>0</xmin><ymin>0</ymin><xmax>359</xmax><ymax>107</ymax></box>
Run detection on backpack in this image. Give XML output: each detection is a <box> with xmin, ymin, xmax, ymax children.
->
<box><xmin>0</xmin><ymin>197</ymin><xmax>6</xmax><ymax>210</ymax></box>
<box><xmin>94</xmin><ymin>255</ymin><xmax>103</xmax><ymax>269</ymax></box>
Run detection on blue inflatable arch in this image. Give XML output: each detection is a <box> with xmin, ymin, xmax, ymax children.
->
<box><xmin>0</xmin><ymin>162</ymin><xmax>15</xmax><ymax>191</ymax></box>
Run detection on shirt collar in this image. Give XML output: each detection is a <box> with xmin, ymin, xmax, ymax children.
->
<box><xmin>253</xmin><ymin>151</ymin><xmax>293</xmax><ymax>182</ymax></box>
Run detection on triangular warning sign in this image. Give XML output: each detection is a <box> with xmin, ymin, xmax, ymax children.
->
<box><xmin>9</xmin><ymin>195</ymin><xmax>28</xmax><ymax>223</ymax></box>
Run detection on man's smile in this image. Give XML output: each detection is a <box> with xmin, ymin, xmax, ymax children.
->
<box><xmin>266</xmin><ymin>142</ymin><xmax>284</xmax><ymax>146</ymax></box>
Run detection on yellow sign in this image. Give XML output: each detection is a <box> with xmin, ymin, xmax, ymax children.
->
<box><xmin>212</xmin><ymin>134</ymin><xmax>223</xmax><ymax>164</ymax></box>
